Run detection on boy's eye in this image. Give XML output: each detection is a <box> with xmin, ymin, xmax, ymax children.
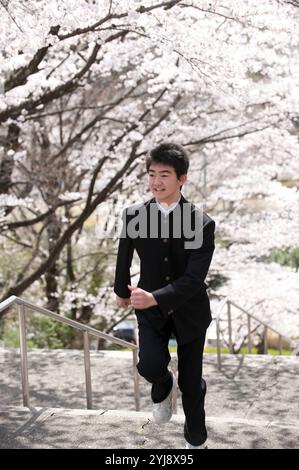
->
<box><xmin>148</xmin><ymin>174</ymin><xmax>169</xmax><ymax>178</ymax></box>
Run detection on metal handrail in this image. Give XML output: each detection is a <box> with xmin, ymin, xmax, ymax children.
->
<box><xmin>212</xmin><ymin>297</ymin><xmax>228</xmax><ymax>369</ymax></box>
<box><xmin>0</xmin><ymin>296</ymin><xmax>140</xmax><ymax>411</ymax></box>
<box><xmin>213</xmin><ymin>297</ymin><xmax>294</xmax><ymax>370</ymax></box>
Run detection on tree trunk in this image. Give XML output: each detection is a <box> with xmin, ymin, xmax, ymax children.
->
<box><xmin>66</xmin><ymin>235</ymin><xmax>78</xmax><ymax>321</ymax></box>
<box><xmin>45</xmin><ymin>213</ymin><xmax>61</xmax><ymax>312</ymax></box>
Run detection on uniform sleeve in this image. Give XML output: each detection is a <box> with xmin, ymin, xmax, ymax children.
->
<box><xmin>113</xmin><ymin>210</ymin><xmax>134</xmax><ymax>299</ymax></box>
<box><xmin>152</xmin><ymin>219</ymin><xmax>215</xmax><ymax>316</ymax></box>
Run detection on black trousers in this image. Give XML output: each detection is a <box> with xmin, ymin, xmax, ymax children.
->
<box><xmin>136</xmin><ymin>313</ymin><xmax>207</xmax><ymax>446</ymax></box>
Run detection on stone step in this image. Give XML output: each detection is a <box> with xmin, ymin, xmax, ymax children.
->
<box><xmin>1</xmin><ymin>406</ymin><xmax>298</xmax><ymax>449</ymax></box>
<box><xmin>1</xmin><ymin>350</ymin><xmax>298</xmax><ymax>426</ymax></box>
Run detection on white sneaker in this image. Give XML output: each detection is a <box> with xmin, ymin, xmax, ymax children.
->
<box><xmin>185</xmin><ymin>441</ymin><xmax>208</xmax><ymax>449</ymax></box>
<box><xmin>152</xmin><ymin>373</ymin><xmax>176</xmax><ymax>424</ymax></box>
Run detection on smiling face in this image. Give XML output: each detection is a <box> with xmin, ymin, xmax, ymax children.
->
<box><xmin>148</xmin><ymin>162</ymin><xmax>187</xmax><ymax>205</ymax></box>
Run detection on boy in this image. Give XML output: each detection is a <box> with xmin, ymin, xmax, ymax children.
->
<box><xmin>114</xmin><ymin>143</ymin><xmax>215</xmax><ymax>449</ymax></box>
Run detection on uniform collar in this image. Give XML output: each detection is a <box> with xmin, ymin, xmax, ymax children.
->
<box><xmin>155</xmin><ymin>194</ymin><xmax>182</xmax><ymax>216</ymax></box>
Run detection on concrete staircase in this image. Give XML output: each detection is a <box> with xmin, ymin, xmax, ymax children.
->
<box><xmin>1</xmin><ymin>350</ymin><xmax>299</xmax><ymax>449</ymax></box>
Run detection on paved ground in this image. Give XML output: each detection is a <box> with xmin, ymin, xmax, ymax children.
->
<box><xmin>0</xmin><ymin>350</ymin><xmax>298</xmax><ymax>448</ymax></box>
<box><xmin>1</xmin><ymin>406</ymin><xmax>299</xmax><ymax>449</ymax></box>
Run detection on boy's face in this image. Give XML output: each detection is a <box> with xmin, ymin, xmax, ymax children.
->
<box><xmin>148</xmin><ymin>163</ymin><xmax>187</xmax><ymax>205</ymax></box>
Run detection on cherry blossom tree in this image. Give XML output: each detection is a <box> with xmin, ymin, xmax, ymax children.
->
<box><xmin>0</xmin><ymin>0</ymin><xmax>298</xmax><ymax>348</ymax></box>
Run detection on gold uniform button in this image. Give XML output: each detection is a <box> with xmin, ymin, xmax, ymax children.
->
<box><xmin>165</xmin><ymin>276</ymin><xmax>171</xmax><ymax>281</ymax></box>
<box><xmin>164</xmin><ymin>257</ymin><xmax>169</xmax><ymax>262</ymax></box>
<box><xmin>163</xmin><ymin>238</ymin><xmax>168</xmax><ymax>243</ymax></box>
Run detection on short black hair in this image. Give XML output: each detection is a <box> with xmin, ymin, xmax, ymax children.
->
<box><xmin>146</xmin><ymin>142</ymin><xmax>189</xmax><ymax>178</ymax></box>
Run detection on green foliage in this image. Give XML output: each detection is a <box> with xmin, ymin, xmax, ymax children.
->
<box><xmin>215</xmin><ymin>237</ymin><xmax>233</xmax><ymax>249</ymax></box>
<box><xmin>88</xmin><ymin>268</ymin><xmax>105</xmax><ymax>296</ymax></box>
<box><xmin>203</xmin><ymin>346</ymin><xmax>292</xmax><ymax>356</ymax></box>
<box><xmin>208</xmin><ymin>273</ymin><xmax>229</xmax><ymax>290</ymax></box>
<box><xmin>0</xmin><ymin>241</ymin><xmax>34</xmax><ymax>294</ymax></box>
<box><xmin>0</xmin><ymin>320</ymin><xmax>19</xmax><ymax>349</ymax></box>
<box><xmin>27</xmin><ymin>315</ymin><xmax>75</xmax><ymax>349</ymax></box>
<box><xmin>263</xmin><ymin>247</ymin><xmax>299</xmax><ymax>271</ymax></box>
<box><xmin>0</xmin><ymin>313</ymin><xmax>75</xmax><ymax>349</ymax></box>
<box><xmin>118</xmin><ymin>346</ymin><xmax>292</xmax><ymax>355</ymax></box>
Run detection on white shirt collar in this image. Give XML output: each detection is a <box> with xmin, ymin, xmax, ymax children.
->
<box><xmin>155</xmin><ymin>194</ymin><xmax>181</xmax><ymax>216</ymax></box>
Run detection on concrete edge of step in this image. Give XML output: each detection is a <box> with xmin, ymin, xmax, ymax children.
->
<box><xmin>2</xmin><ymin>405</ymin><xmax>299</xmax><ymax>430</ymax></box>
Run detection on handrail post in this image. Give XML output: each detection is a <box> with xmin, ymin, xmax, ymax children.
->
<box><xmin>18</xmin><ymin>303</ymin><xmax>30</xmax><ymax>407</ymax></box>
<box><xmin>264</xmin><ymin>326</ymin><xmax>268</xmax><ymax>354</ymax></box>
<box><xmin>132</xmin><ymin>349</ymin><xmax>140</xmax><ymax>411</ymax></box>
<box><xmin>227</xmin><ymin>300</ymin><xmax>233</xmax><ymax>353</ymax></box>
<box><xmin>278</xmin><ymin>335</ymin><xmax>283</xmax><ymax>355</ymax></box>
<box><xmin>216</xmin><ymin>316</ymin><xmax>221</xmax><ymax>370</ymax></box>
<box><xmin>83</xmin><ymin>331</ymin><xmax>92</xmax><ymax>410</ymax></box>
<box><xmin>247</xmin><ymin>314</ymin><xmax>252</xmax><ymax>354</ymax></box>
<box><xmin>0</xmin><ymin>296</ymin><xmax>143</xmax><ymax>412</ymax></box>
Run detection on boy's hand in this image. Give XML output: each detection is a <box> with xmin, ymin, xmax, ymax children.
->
<box><xmin>116</xmin><ymin>295</ymin><xmax>131</xmax><ymax>308</ymax></box>
<box><xmin>127</xmin><ymin>285</ymin><xmax>158</xmax><ymax>310</ymax></box>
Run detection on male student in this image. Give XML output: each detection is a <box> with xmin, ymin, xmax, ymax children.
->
<box><xmin>114</xmin><ymin>142</ymin><xmax>215</xmax><ymax>449</ymax></box>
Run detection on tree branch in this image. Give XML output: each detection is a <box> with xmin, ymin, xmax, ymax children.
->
<box><xmin>185</xmin><ymin>115</ymin><xmax>282</xmax><ymax>146</ymax></box>
<box><xmin>52</xmin><ymin>1</ymin><xmax>182</xmax><ymax>41</ymax></box>
<box><xmin>0</xmin><ymin>198</ymin><xmax>81</xmax><ymax>232</ymax></box>
<box><xmin>0</xmin><ymin>88</ymin><xmax>181</xmax><ymax>309</ymax></box>
<box><xmin>5</xmin><ymin>47</ymin><xmax>49</xmax><ymax>93</ymax></box>
<box><xmin>0</xmin><ymin>31</ymin><xmax>128</xmax><ymax>124</ymax></box>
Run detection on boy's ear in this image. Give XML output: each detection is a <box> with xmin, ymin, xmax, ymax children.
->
<box><xmin>179</xmin><ymin>174</ymin><xmax>187</xmax><ymax>186</ymax></box>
